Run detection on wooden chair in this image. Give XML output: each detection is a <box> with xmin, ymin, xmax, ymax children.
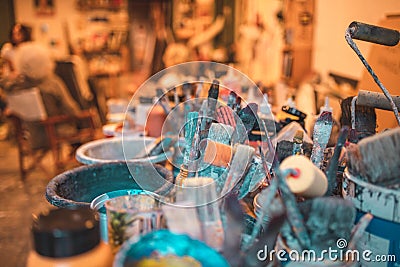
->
<box><xmin>7</xmin><ymin>87</ymin><xmax>97</xmax><ymax>179</ymax></box>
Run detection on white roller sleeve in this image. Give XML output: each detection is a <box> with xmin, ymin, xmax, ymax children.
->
<box><xmin>280</xmin><ymin>155</ymin><xmax>328</xmax><ymax>198</ymax></box>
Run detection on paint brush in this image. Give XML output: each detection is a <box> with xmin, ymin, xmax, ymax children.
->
<box><xmin>172</xmin><ymin>86</ymin><xmax>179</xmax><ymax>108</ymax></box>
<box><xmin>176</xmin><ymin>111</ymin><xmax>199</xmax><ymax>186</ymax></box>
<box><xmin>204</xmin><ymin>80</ymin><xmax>220</xmax><ymax>131</ymax></box>
<box><xmin>207</xmin><ymin>122</ymin><xmax>234</xmax><ymax>144</ymax></box>
<box><xmin>238</xmin><ymin>156</ymin><xmax>265</xmax><ymax>199</ymax></box>
<box><xmin>216</xmin><ymin>106</ymin><xmax>236</xmax><ymax>128</ymax></box>
<box><xmin>348</xmin><ymin>213</ymin><xmax>373</xmax><ymax>251</ymax></box>
<box><xmin>222</xmin><ymin>193</ymin><xmax>246</xmax><ymax>267</ymax></box>
<box><xmin>182</xmin><ymin>111</ymin><xmax>198</xmax><ymax>166</ymax></box>
<box><xmin>346</xmin><ymin>127</ymin><xmax>400</xmax><ymax>186</ymax></box>
<box><xmin>232</xmin><ymin>103</ymin><xmax>258</xmax><ymax>144</ymax></box>
<box><xmin>244</xmin><ymin>178</ymin><xmax>279</xmax><ymax>251</ymax></box>
<box><xmin>182</xmin><ymin>82</ymin><xmax>193</xmax><ymax>121</ymax></box>
<box><xmin>238</xmin><ymin>103</ymin><xmax>258</xmax><ymax>134</ymax></box>
<box><xmin>276</xmin><ymin>167</ymin><xmax>312</xmax><ymax>250</ymax></box>
<box><xmin>301</xmin><ymin>197</ymin><xmax>356</xmax><ymax>254</ymax></box>
<box><xmin>156</xmin><ymin>88</ymin><xmax>171</xmax><ymax>114</ymax></box>
<box><xmin>234</xmin><ymin>94</ymin><xmax>242</xmax><ymax>113</ymax></box>
<box><xmin>310</xmin><ymin>110</ymin><xmax>333</xmax><ymax>169</ymax></box>
<box><xmin>187</xmin><ymin>112</ymin><xmax>203</xmax><ymax>177</ymax></box>
<box><xmin>227</xmin><ymin>91</ymin><xmax>237</xmax><ymax>109</ymax></box>
<box><xmin>292</xmin><ymin>130</ymin><xmax>304</xmax><ymax>155</ymax></box>
<box><xmin>324</xmin><ymin>126</ymin><xmax>349</xmax><ymax>196</ymax></box>
<box><xmin>243</xmin><ymin>213</ymin><xmax>286</xmax><ymax>266</ymax></box>
<box><xmin>198</xmin><ymin>123</ymin><xmax>234</xmax><ymax>181</ymax></box>
<box><xmin>340</xmin><ymin>96</ymin><xmax>376</xmax><ymax>142</ymax></box>
<box><xmin>220</xmin><ymin>144</ymin><xmax>255</xmax><ymax>196</ymax></box>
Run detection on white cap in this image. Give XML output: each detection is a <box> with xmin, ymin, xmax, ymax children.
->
<box><xmin>285</xmin><ymin>96</ymin><xmax>296</xmax><ymax>108</ymax></box>
<box><xmin>320</xmin><ymin>96</ymin><xmax>333</xmax><ymax>113</ymax></box>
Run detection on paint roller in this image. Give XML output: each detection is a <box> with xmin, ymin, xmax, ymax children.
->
<box><xmin>345</xmin><ymin>22</ymin><xmax>400</xmax><ymax>125</ymax></box>
<box><xmin>280</xmin><ymin>155</ymin><xmax>328</xmax><ymax>198</ymax></box>
<box><xmin>347</xmin><ymin>21</ymin><xmax>400</xmax><ymax>46</ymax></box>
<box><xmin>356</xmin><ymin>90</ymin><xmax>400</xmax><ymax>111</ymax></box>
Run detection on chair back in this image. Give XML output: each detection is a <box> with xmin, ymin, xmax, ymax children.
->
<box><xmin>55</xmin><ymin>57</ymin><xmax>93</xmax><ymax>110</ymax></box>
<box><xmin>6</xmin><ymin>87</ymin><xmax>47</xmax><ymax>121</ymax></box>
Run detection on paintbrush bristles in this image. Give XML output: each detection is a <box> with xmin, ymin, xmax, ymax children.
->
<box><xmin>221</xmin><ymin>144</ymin><xmax>255</xmax><ymax>196</ymax></box>
<box><xmin>347</xmin><ymin>127</ymin><xmax>400</xmax><ymax>185</ymax></box>
<box><xmin>208</xmin><ymin>123</ymin><xmax>234</xmax><ymax>144</ymax></box>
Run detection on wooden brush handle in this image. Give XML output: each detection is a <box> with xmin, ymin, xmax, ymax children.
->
<box><xmin>203</xmin><ymin>140</ymin><xmax>233</xmax><ymax>167</ymax></box>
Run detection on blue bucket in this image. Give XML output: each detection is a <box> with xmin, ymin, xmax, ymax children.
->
<box><xmin>342</xmin><ymin>169</ymin><xmax>400</xmax><ymax>267</ymax></box>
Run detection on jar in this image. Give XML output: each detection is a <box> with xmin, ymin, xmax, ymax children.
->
<box><xmin>26</xmin><ymin>207</ymin><xmax>113</xmax><ymax>267</ymax></box>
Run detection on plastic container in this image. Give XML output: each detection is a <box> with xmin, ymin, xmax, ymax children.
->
<box><xmin>75</xmin><ymin>136</ymin><xmax>172</xmax><ymax>165</ymax></box>
<box><xmin>90</xmin><ymin>189</ymin><xmax>153</xmax><ymax>242</ymax></box>
<box><xmin>26</xmin><ymin>207</ymin><xmax>113</xmax><ymax>267</ymax></box>
<box><xmin>113</xmin><ymin>230</ymin><xmax>229</xmax><ymax>267</ymax></box>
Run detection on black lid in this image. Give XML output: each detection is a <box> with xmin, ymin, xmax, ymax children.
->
<box><xmin>32</xmin><ymin>207</ymin><xmax>100</xmax><ymax>258</ymax></box>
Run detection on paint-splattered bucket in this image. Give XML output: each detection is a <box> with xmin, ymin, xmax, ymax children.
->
<box><xmin>75</xmin><ymin>136</ymin><xmax>172</xmax><ymax>165</ymax></box>
<box><xmin>342</xmin><ymin>169</ymin><xmax>400</xmax><ymax>267</ymax></box>
<box><xmin>46</xmin><ymin>161</ymin><xmax>173</xmax><ymax>207</ymax></box>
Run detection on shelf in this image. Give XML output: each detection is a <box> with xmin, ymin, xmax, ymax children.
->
<box><xmin>76</xmin><ymin>0</ymin><xmax>127</xmax><ymax>12</ymax></box>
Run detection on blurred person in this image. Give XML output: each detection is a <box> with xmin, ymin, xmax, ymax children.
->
<box><xmin>1</xmin><ymin>23</ymin><xmax>32</xmax><ymax>76</ymax></box>
<box><xmin>1</xmin><ymin>43</ymin><xmax>82</xmax><ymax>149</ymax></box>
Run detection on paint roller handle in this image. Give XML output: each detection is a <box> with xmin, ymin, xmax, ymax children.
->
<box><xmin>357</xmin><ymin>90</ymin><xmax>400</xmax><ymax>111</ymax></box>
<box><xmin>348</xmin><ymin>21</ymin><xmax>400</xmax><ymax>46</ymax></box>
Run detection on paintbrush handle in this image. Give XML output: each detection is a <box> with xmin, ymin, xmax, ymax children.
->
<box><xmin>183</xmin><ymin>112</ymin><xmax>199</xmax><ymax>165</ymax></box>
<box><xmin>348</xmin><ymin>213</ymin><xmax>373</xmax><ymax>250</ymax></box>
<box><xmin>310</xmin><ymin>111</ymin><xmax>333</xmax><ymax>168</ymax></box>
<box><xmin>243</xmin><ymin>178</ymin><xmax>279</xmax><ymax>251</ymax></box>
<box><xmin>325</xmin><ymin>126</ymin><xmax>349</xmax><ymax>196</ymax></box>
<box><xmin>187</xmin><ymin>114</ymin><xmax>203</xmax><ymax>177</ymax></box>
<box><xmin>276</xmin><ymin>168</ymin><xmax>311</xmax><ymax>250</ymax></box>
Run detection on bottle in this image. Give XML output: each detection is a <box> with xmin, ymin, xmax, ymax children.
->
<box><xmin>26</xmin><ymin>207</ymin><xmax>113</xmax><ymax>267</ymax></box>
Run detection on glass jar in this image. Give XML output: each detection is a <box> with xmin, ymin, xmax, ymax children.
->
<box><xmin>26</xmin><ymin>207</ymin><xmax>113</xmax><ymax>267</ymax></box>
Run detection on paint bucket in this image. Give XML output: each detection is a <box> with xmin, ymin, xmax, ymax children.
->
<box><xmin>75</xmin><ymin>136</ymin><xmax>172</xmax><ymax>165</ymax></box>
<box><xmin>342</xmin><ymin>169</ymin><xmax>400</xmax><ymax>267</ymax></box>
<box><xmin>46</xmin><ymin>162</ymin><xmax>173</xmax><ymax>229</ymax></box>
